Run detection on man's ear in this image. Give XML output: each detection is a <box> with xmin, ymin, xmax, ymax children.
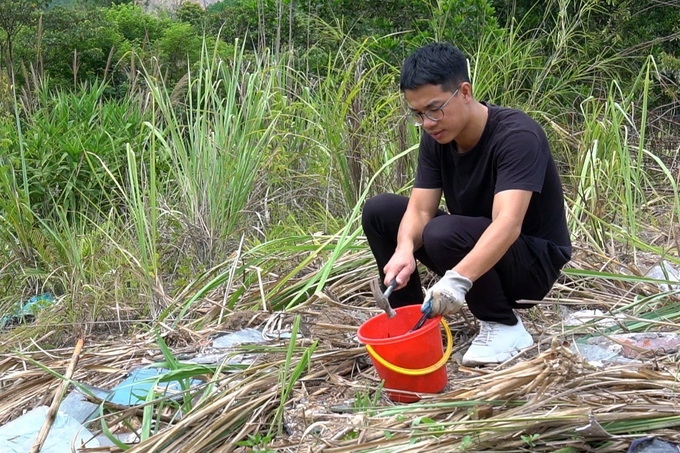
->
<box><xmin>460</xmin><ymin>82</ymin><xmax>473</xmax><ymax>100</ymax></box>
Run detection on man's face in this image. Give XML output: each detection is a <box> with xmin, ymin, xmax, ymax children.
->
<box><xmin>404</xmin><ymin>84</ymin><xmax>467</xmax><ymax>144</ymax></box>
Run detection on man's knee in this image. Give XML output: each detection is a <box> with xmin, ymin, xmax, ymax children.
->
<box><xmin>422</xmin><ymin>218</ymin><xmax>450</xmax><ymax>249</ymax></box>
<box><xmin>362</xmin><ymin>194</ymin><xmax>389</xmax><ymax>220</ymax></box>
<box><xmin>362</xmin><ymin>194</ymin><xmax>407</xmax><ymax>228</ymax></box>
<box><xmin>422</xmin><ymin>215</ymin><xmax>490</xmax><ymax>259</ymax></box>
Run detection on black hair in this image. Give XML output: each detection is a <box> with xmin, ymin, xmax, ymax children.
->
<box><xmin>399</xmin><ymin>42</ymin><xmax>470</xmax><ymax>92</ymax></box>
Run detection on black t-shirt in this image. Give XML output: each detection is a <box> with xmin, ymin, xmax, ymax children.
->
<box><xmin>414</xmin><ymin>103</ymin><xmax>571</xmax><ymax>267</ymax></box>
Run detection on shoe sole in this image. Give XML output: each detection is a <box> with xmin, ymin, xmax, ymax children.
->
<box><xmin>461</xmin><ymin>334</ymin><xmax>534</xmax><ymax>366</ymax></box>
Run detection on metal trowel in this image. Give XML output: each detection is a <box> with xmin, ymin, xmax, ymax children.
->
<box><xmin>370</xmin><ymin>277</ymin><xmax>397</xmax><ymax>318</ymax></box>
<box><xmin>409</xmin><ymin>298</ymin><xmax>432</xmax><ymax>332</ymax></box>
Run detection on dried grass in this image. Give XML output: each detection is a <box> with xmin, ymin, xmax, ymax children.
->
<box><xmin>2</xmin><ymin>252</ymin><xmax>680</xmax><ymax>452</ymax></box>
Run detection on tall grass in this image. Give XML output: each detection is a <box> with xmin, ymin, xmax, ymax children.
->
<box><xmin>0</xmin><ymin>1</ymin><xmax>677</xmax><ymax>339</ymax></box>
<box><xmin>143</xmin><ymin>40</ymin><xmax>280</xmax><ymax>259</ymax></box>
<box><xmin>462</xmin><ymin>0</ymin><xmax>680</xmax><ymax>273</ymax></box>
<box><xmin>568</xmin><ymin>56</ymin><xmax>680</xmax><ymax>253</ymax></box>
<box><xmin>0</xmin><ymin>79</ymin><xmax>148</xmax><ymax>328</ymax></box>
<box><xmin>471</xmin><ymin>0</ymin><xmax>627</xmax><ymax>126</ymax></box>
<box><xmin>288</xmin><ymin>36</ymin><xmax>410</xmax><ymax>210</ymax></box>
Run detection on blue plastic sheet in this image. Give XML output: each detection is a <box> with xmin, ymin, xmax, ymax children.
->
<box><xmin>1</xmin><ymin>293</ymin><xmax>55</xmax><ymax>328</ymax></box>
<box><xmin>107</xmin><ymin>367</ymin><xmax>203</xmax><ymax>406</ymax></box>
<box><xmin>0</xmin><ymin>406</ymin><xmax>99</xmax><ymax>452</ymax></box>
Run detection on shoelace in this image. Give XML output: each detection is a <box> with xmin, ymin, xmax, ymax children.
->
<box><xmin>472</xmin><ymin>321</ymin><xmax>499</xmax><ymax>346</ymax></box>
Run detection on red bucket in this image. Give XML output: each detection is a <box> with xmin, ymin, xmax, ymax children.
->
<box><xmin>357</xmin><ymin>305</ymin><xmax>452</xmax><ymax>403</ymax></box>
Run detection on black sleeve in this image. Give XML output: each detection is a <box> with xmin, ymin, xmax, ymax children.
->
<box><xmin>495</xmin><ymin>131</ymin><xmax>547</xmax><ymax>194</ymax></box>
<box><xmin>414</xmin><ymin>133</ymin><xmax>442</xmax><ymax>189</ymax></box>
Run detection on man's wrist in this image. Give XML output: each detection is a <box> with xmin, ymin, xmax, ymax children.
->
<box><xmin>395</xmin><ymin>243</ymin><xmax>415</xmax><ymax>255</ymax></box>
<box><xmin>445</xmin><ymin>269</ymin><xmax>473</xmax><ymax>290</ymax></box>
<box><xmin>450</xmin><ymin>268</ymin><xmax>473</xmax><ymax>282</ymax></box>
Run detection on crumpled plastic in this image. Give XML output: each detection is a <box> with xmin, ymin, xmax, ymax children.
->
<box><xmin>628</xmin><ymin>437</ymin><xmax>680</xmax><ymax>453</ymax></box>
<box><xmin>1</xmin><ymin>293</ymin><xmax>55</xmax><ymax>328</ymax></box>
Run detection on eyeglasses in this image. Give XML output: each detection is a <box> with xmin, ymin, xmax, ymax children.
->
<box><xmin>404</xmin><ymin>87</ymin><xmax>460</xmax><ymax>126</ymax></box>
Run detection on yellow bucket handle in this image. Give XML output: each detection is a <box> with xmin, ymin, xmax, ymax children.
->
<box><xmin>364</xmin><ymin>318</ymin><xmax>453</xmax><ymax>376</ymax></box>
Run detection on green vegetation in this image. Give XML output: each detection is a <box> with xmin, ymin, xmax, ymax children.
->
<box><xmin>0</xmin><ymin>0</ymin><xmax>679</xmax><ymax>451</ymax></box>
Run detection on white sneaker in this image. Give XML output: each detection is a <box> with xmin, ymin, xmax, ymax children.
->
<box><xmin>462</xmin><ymin>315</ymin><xmax>534</xmax><ymax>366</ymax></box>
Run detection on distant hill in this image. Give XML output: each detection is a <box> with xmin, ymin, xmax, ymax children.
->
<box><xmin>45</xmin><ymin>0</ymin><xmax>222</xmax><ymax>13</ymax></box>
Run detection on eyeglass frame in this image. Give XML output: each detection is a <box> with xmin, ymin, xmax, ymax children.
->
<box><xmin>404</xmin><ymin>86</ymin><xmax>461</xmax><ymax>126</ymax></box>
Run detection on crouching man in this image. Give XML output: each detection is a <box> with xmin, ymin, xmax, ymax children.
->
<box><xmin>362</xmin><ymin>42</ymin><xmax>571</xmax><ymax>366</ymax></box>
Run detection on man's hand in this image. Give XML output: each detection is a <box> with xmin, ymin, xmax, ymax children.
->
<box><xmin>425</xmin><ymin>270</ymin><xmax>473</xmax><ymax>316</ymax></box>
<box><xmin>383</xmin><ymin>250</ymin><xmax>417</xmax><ymax>290</ymax></box>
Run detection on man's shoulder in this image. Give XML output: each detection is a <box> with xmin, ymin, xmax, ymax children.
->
<box><xmin>485</xmin><ymin>104</ymin><xmax>546</xmax><ymax>144</ymax></box>
<box><xmin>487</xmin><ymin>104</ymin><xmax>539</xmax><ymax>127</ymax></box>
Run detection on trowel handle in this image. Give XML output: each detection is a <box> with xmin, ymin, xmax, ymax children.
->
<box><xmin>421</xmin><ymin>298</ymin><xmax>432</xmax><ymax>317</ymax></box>
<box><xmin>410</xmin><ymin>298</ymin><xmax>433</xmax><ymax>332</ymax></box>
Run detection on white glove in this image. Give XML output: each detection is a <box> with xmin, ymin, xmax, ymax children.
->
<box><xmin>425</xmin><ymin>270</ymin><xmax>472</xmax><ymax>316</ymax></box>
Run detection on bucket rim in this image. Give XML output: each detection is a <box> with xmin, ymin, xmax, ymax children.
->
<box><xmin>356</xmin><ymin>305</ymin><xmax>442</xmax><ymax>346</ymax></box>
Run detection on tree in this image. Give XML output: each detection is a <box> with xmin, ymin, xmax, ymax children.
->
<box><xmin>0</xmin><ymin>0</ymin><xmax>44</xmax><ymax>69</ymax></box>
<box><xmin>39</xmin><ymin>7</ymin><xmax>125</xmax><ymax>87</ymax></box>
<box><xmin>177</xmin><ymin>2</ymin><xmax>206</xmax><ymax>29</ymax></box>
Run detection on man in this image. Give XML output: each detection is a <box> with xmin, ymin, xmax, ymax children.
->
<box><xmin>362</xmin><ymin>42</ymin><xmax>571</xmax><ymax>366</ymax></box>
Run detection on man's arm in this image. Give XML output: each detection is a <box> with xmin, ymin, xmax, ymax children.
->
<box><xmin>384</xmin><ymin>187</ymin><xmax>441</xmax><ymax>288</ymax></box>
<box><xmin>452</xmin><ymin>189</ymin><xmax>532</xmax><ymax>282</ymax></box>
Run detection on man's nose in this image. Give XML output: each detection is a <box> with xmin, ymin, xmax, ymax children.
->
<box><xmin>421</xmin><ymin>116</ymin><xmax>438</xmax><ymax>129</ymax></box>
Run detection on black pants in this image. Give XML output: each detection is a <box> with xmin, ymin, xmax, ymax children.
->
<box><xmin>362</xmin><ymin>194</ymin><xmax>562</xmax><ymax>325</ymax></box>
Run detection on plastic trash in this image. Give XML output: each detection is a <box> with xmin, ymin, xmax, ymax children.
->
<box><xmin>628</xmin><ymin>437</ymin><xmax>680</xmax><ymax>453</ymax></box>
<box><xmin>95</xmin><ymin>430</ymin><xmax>141</xmax><ymax>447</ymax></box>
<box><xmin>187</xmin><ymin>328</ymin><xmax>267</xmax><ymax>365</ymax></box>
<box><xmin>573</xmin><ymin>333</ymin><xmax>680</xmax><ymax>366</ymax></box>
<box><xmin>617</xmin><ymin>333</ymin><xmax>680</xmax><ymax>359</ymax></box>
<box><xmin>645</xmin><ymin>262</ymin><xmax>680</xmax><ymax>292</ymax></box>
<box><xmin>107</xmin><ymin>367</ymin><xmax>203</xmax><ymax>406</ymax></box>
<box><xmin>1</xmin><ymin>293</ymin><xmax>55</xmax><ymax>328</ymax></box>
<box><xmin>563</xmin><ymin>309</ymin><xmax>625</xmax><ymax>327</ymax></box>
<box><xmin>571</xmin><ymin>342</ymin><xmax>627</xmax><ymax>367</ymax></box>
<box><xmin>0</xmin><ymin>406</ymin><xmax>99</xmax><ymax>452</ymax></box>
<box><xmin>188</xmin><ymin>352</ymin><xmax>257</xmax><ymax>366</ymax></box>
<box><xmin>212</xmin><ymin>328</ymin><xmax>265</xmax><ymax>348</ymax></box>
<box><xmin>575</xmin><ymin>413</ymin><xmax>612</xmax><ymax>438</ymax></box>
<box><xmin>59</xmin><ymin>388</ymin><xmax>102</xmax><ymax>423</ymax></box>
